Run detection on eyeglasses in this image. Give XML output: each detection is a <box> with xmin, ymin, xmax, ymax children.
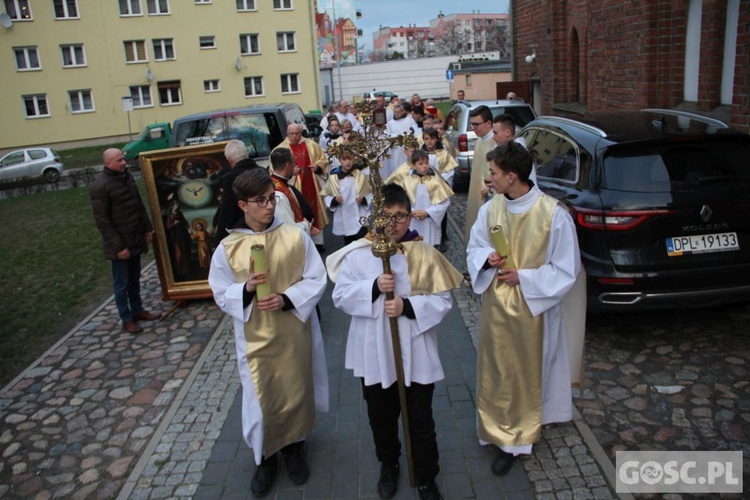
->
<box><xmin>247</xmin><ymin>196</ymin><xmax>277</xmax><ymax>208</ymax></box>
<box><xmin>388</xmin><ymin>212</ymin><xmax>410</xmax><ymax>223</ymax></box>
<box><xmin>469</xmin><ymin>121</ymin><xmax>486</xmax><ymax>128</ymax></box>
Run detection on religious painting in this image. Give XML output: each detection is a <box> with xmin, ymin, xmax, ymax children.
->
<box><xmin>141</xmin><ymin>142</ymin><xmax>230</xmax><ymax>300</ymax></box>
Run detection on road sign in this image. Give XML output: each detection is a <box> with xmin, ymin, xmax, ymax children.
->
<box><xmin>446</xmin><ymin>69</ymin><xmax>454</xmax><ymax>81</ymax></box>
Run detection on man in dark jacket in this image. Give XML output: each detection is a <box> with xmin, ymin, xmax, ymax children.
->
<box><xmin>90</xmin><ymin>148</ymin><xmax>159</xmax><ymax>334</ymax></box>
<box><xmin>212</xmin><ymin>140</ymin><xmax>261</xmax><ymax>245</ymax></box>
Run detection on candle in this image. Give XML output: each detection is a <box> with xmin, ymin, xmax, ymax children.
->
<box><xmin>489</xmin><ymin>225</ymin><xmax>515</xmax><ymax>269</ymax></box>
<box><xmin>250</xmin><ymin>244</ymin><xmax>271</xmax><ymax>299</ymax></box>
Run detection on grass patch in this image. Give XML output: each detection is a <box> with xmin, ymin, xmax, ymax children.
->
<box><xmin>58</xmin><ymin>142</ymin><xmax>128</xmax><ymax>170</ymax></box>
<box><xmin>0</xmin><ymin>180</ymin><xmax>153</xmax><ymax>386</ymax></box>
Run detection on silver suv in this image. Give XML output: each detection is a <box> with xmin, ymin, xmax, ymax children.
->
<box><xmin>444</xmin><ymin>99</ymin><xmax>536</xmax><ymax>191</ymax></box>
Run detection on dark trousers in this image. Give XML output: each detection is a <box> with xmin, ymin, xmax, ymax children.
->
<box><xmin>343</xmin><ymin>226</ymin><xmax>368</xmax><ymax>245</ymax></box>
<box><xmin>361</xmin><ymin>380</ymin><xmax>439</xmax><ymax>483</ymax></box>
<box><xmin>440</xmin><ymin>216</ymin><xmax>448</xmax><ymax>245</ymax></box>
<box><xmin>111</xmin><ymin>255</ymin><xmax>143</xmax><ymax>323</ymax></box>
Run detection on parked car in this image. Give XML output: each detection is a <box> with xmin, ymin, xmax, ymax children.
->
<box><xmin>518</xmin><ymin>109</ymin><xmax>750</xmax><ymax>312</ymax></box>
<box><xmin>304</xmin><ymin>112</ymin><xmax>324</xmax><ymax>142</ymax></box>
<box><xmin>444</xmin><ymin>99</ymin><xmax>537</xmax><ymax>191</ymax></box>
<box><xmin>363</xmin><ymin>89</ymin><xmax>398</xmax><ymax>102</ymax></box>
<box><xmin>171</xmin><ymin>103</ymin><xmax>309</xmax><ymax>165</ymax></box>
<box><xmin>0</xmin><ymin>147</ymin><xmax>64</xmax><ymax>182</ymax></box>
<box><xmin>122</xmin><ymin>123</ymin><xmax>172</xmax><ymax>165</ymax></box>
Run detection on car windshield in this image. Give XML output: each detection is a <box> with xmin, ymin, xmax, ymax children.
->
<box><xmin>490</xmin><ymin>106</ymin><xmax>536</xmax><ymax>127</ymax></box>
<box><xmin>602</xmin><ymin>140</ymin><xmax>750</xmax><ymax>193</ymax></box>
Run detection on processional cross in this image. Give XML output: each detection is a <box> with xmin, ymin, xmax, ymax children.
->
<box><xmin>326</xmin><ymin>100</ymin><xmax>419</xmax><ymax>487</ymax></box>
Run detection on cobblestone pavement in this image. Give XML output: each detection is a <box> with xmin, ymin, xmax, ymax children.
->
<box><xmin>450</xmin><ymin>190</ymin><xmax>750</xmax><ymax>496</ymax></box>
<box><xmin>0</xmin><ymin>264</ymin><xmax>222</xmax><ymax>499</ymax></box>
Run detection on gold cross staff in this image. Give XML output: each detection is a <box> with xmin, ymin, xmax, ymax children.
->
<box><xmin>326</xmin><ymin>100</ymin><xmax>419</xmax><ymax>488</ymax></box>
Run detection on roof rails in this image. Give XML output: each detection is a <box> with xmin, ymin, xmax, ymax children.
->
<box><xmin>641</xmin><ymin>109</ymin><xmax>729</xmax><ymax>128</ymax></box>
<box><xmin>537</xmin><ymin>116</ymin><xmax>608</xmax><ymax>138</ymax></box>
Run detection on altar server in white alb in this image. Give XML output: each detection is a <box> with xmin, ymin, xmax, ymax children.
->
<box><xmin>320</xmin><ymin>149</ymin><xmax>372</xmax><ymax>245</ymax></box>
<box><xmin>327</xmin><ymin>184</ymin><xmax>463</xmax><ymax>500</ymax></box>
<box><xmin>393</xmin><ymin>150</ymin><xmax>453</xmax><ymax>247</ymax></box>
<box><xmin>466</xmin><ymin>143</ymin><xmax>586</xmax><ymax>477</ymax></box>
<box><xmin>208</xmin><ymin>169</ymin><xmax>329</xmax><ymax>498</ymax></box>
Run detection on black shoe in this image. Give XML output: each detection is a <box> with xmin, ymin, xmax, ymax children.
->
<box><xmin>282</xmin><ymin>446</ymin><xmax>310</xmax><ymax>485</ymax></box>
<box><xmin>417</xmin><ymin>481</ymin><xmax>443</xmax><ymax>500</ymax></box>
<box><xmin>377</xmin><ymin>462</ymin><xmax>399</xmax><ymax>499</ymax></box>
<box><xmin>491</xmin><ymin>448</ymin><xmax>516</xmax><ymax>476</ymax></box>
<box><xmin>251</xmin><ymin>454</ymin><xmax>277</xmax><ymax>498</ymax></box>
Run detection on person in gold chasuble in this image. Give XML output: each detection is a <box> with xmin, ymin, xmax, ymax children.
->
<box><xmin>273</xmin><ymin>123</ymin><xmax>329</xmax><ymax>251</ymax></box>
<box><xmin>466</xmin><ymin>143</ymin><xmax>586</xmax><ymax>477</ymax></box>
<box><xmin>208</xmin><ymin>169</ymin><xmax>329</xmax><ymax>498</ymax></box>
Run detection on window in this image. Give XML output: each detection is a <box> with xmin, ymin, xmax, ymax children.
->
<box><xmin>68</xmin><ymin>89</ymin><xmax>94</xmax><ymax>113</ymax></box>
<box><xmin>199</xmin><ymin>36</ymin><xmax>215</xmax><ymax>49</ymax></box>
<box><xmin>158</xmin><ymin>80</ymin><xmax>181</xmax><ymax>106</ymax></box>
<box><xmin>204</xmin><ymin>79</ymin><xmax>220</xmax><ymax>92</ymax></box>
<box><xmin>280</xmin><ymin>73</ymin><xmax>299</xmax><ymax>94</ymax></box>
<box><xmin>240</xmin><ymin>34</ymin><xmax>260</xmax><ymax>55</ymax></box>
<box><xmin>195</xmin><ymin>0</ymin><xmax>210</xmax><ymax>3</ymax></box>
<box><xmin>244</xmin><ymin>76</ymin><xmax>263</xmax><ymax>97</ymax></box>
<box><xmin>13</xmin><ymin>46</ymin><xmax>40</xmax><ymax>71</ymax></box>
<box><xmin>53</xmin><ymin>0</ymin><xmax>78</xmax><ymax>19</ymax></box>
<box><xmin>276</xmin><ymin>32</ymin><xmax>296</xmax><ymax>52</ymax></box>
<box><xmin>130</xmin><ymin>85</ymin><xmax>152</xmax><ymax>108</ymax></box>
<box><xmin>124</xmin><ymin>40</ymin><xmax>147</xmax><ymax>63</ymax></box>
<box><xmin>5</xmin><ymin>0</ymin><xmax>32</xmax><ymax>19</ymax></box>
<box><xmin>273</xmin><ymin>0</ymin><xmax>292</xmax><ymax>9</ymax></box>
<box><xmin>61</xmin><ymin>44</ymin><xmax>85</xmax><ymax>67</ymax></box>
<box><xmin>147</xmin><ymin>0</ymin><xmax>169</xmax><ymax>15</ymax></box>
<box><xmin>119</xmin><ymin>0</ymin><xmax>141</xmax><ymax>16</ymax></box>
<box><xmin>236</xmin><ymin>0</ymin><xmax>255</xmax><ymax>11</ymax></box>
<box><xmin>465</xmin><ymin>74</ymin><xmax>472</xmax><ymax>87</ymax></box>
<box><xmin>153</xmin><ymin>39</ymin><xmax>175</xmax><ymax>61</ymax></box>
<box><xmin>528</xmin><ymin>130</ymin><xmax>579</xmax><ymax>182</ymax></box>
<box><xmin>23</xmin><ymin>94</ymin><xmax>50</xmax><ymax>118</ymax></box>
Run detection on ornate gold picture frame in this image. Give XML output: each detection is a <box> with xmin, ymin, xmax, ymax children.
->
<box><xmin>141</xmin><ymin>142</ymin><xmax>230</xmax><ymax>301</ymax></box>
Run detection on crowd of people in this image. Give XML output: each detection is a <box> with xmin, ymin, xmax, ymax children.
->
<box><xmin>89</xmin><ymin>90</ymin><xmax>584</xmax><ymax>500</ymax></box>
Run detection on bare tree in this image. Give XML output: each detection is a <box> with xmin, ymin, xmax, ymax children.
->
<box><xmin>482</xmin><ymin>24</ymin><xmax>510</xmax><ymax>57</ymax></box>
<box><xmin>434</xmin><ymin>20</ymin><xmax>464</xmax><ymax>55</ymax></box>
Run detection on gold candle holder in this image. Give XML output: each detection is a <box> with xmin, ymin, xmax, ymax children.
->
<box><xmin>250</xmin><ymin>244</ymin><xmax>271</xmax><ymax>299</ymax></box>
<box><xmin>489</xmin><ymin>225</ymin><xmax>515</xmax><ymax>269</ymax></box>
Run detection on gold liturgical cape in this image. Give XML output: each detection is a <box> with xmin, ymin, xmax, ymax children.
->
<box><xmin>477</xmin><ymin>194</ymin><xmax>558</xmax><ymax>447</ymax></box>
<box><xmin>221</xmin><ymin>225</ymin><xmax>315</xmax><ymax>457</ymax></box>
<box><xmin>319</xmin><ymin>169</ymin><xmax>371</xmax><ymax>198</ymax></box>
<box><xmin>465</xmin><ymin>135</ymin><xmax>496</xmax><ymax>242</ymax></box>
<box><xmin>399</xmin><ymin>170</ymin><xmax>454</xmax><ymax>206</ymax></box>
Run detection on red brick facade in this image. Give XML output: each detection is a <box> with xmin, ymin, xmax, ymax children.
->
<box><xmin>511</xmin><ymin>0</ymin><xmax>750</xmax><ymax>133</ymax></box>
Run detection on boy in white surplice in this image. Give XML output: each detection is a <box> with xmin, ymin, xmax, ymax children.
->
<box><xmin>326</xmin><ymin>184</ymin><xmax>462</xmax><ymax>500</ymax></box>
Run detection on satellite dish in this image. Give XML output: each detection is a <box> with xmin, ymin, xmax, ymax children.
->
<box><xmin>235</xmin><ymin>57</ymin><xmax>243</xmax><ymax>71</ymax></box>
<box><xmin>0</xmin><ymin>13</ymin><xmax>12</xmax><ymax>29</ymax></box>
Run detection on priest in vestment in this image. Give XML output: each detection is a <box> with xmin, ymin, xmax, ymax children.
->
<box><xmin>383</xmin><ymin>103</ymin><xmax>418</xmax><ymax>180</ymax></box>
<box><xmin>273</xmin><ymin>123</ymin><xmax>329</xmax><ymax>248</ymax></box>
<box><xmin>269</xmin><ymin>147</ymin><xmax>316</xmax><ymax>237</ymax></box>
<box><xmin>466</xmin><ymin>143</ymin><xmax>585</xmax><ymax>477</ymax></box>
<box><xmin>208</xmin><ymin>169</ymin><xmax>328</xmax><ymax>497</ymax></box>
<box><xmin>327</xmin><ymin>184</ymin><xmax>463</xmax><ymax>500</ymax></box>
<box><xmin>464</xmin><ymin>105</ymin><xmax>496</xmax><ymax>242</ymax></box>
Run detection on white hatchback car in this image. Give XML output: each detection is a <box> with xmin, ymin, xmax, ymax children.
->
<box><xmin>0</xmin><ymin>147</ymin><xmax>64</xmax><ymax>182</ymax></box>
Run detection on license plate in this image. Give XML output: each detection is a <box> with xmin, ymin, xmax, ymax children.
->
<box><xmin>666</xmin><ymin>232</ymin><xmax>739</xmax><ymax>256</ymax></box>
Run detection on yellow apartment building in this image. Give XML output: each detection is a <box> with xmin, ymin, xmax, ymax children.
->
<box><xmin>0</xmin><ymin>0</ymin><xmax>321</xmax><ymax>150</ymax></box>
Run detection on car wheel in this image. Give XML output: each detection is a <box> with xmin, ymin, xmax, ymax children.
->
<box><xmin>43</xmin><ymin>169</ymin><xmax>60</xmax><ymax>182</ymax></box>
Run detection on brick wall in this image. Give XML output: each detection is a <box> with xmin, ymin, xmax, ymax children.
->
<box><xmin>512</xmin><ymin>0</ymin><xmax>750</xmax><ymax>133</ymax></box>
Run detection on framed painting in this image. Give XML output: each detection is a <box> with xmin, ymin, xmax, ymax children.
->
<box><xmin>141</xmin><ymin>142</ymin><xmax>230</xmax><ymax>301</ymax></box>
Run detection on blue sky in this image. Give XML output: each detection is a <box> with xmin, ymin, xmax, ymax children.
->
<box><xmin>317</xmin><ymin>0</ymin><xmax>511</xmax><ymax>52</ymax></box>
